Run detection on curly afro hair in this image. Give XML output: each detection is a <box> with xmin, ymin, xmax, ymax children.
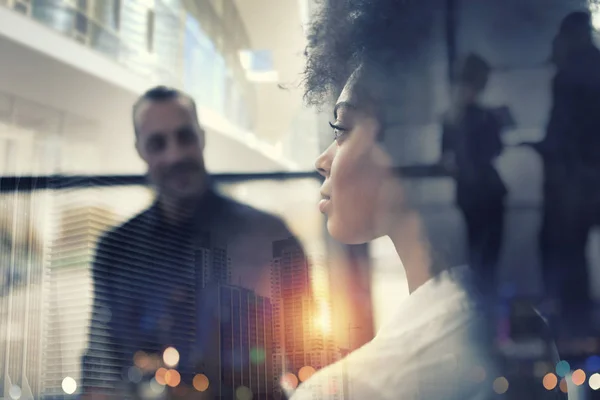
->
<box><xmin>303</xmin><ymin>0</ymin><xmax>437</xmax><ymax>107</ymax></box>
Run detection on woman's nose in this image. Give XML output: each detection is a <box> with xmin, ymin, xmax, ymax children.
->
<box><xmin>315</xmin><ymin>143</ymin><xmax>335</xmax><ymax>178</ymax></box>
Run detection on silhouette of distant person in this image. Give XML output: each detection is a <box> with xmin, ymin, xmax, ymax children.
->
<box><xmin>441</xmin><ymin>54</ymin><xmax>514</xmax><ymax>293</ymax></box>
<box><xmin>527</xmin><ymin>11</ymin><xmax>600</xmax><ymax>334</ymax></box>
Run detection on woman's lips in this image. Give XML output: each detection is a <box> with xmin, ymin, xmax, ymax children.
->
<box><xmin>319</xmin><ymin>199</ymin><xmax>331</xmax><ymax>213</ymax></box>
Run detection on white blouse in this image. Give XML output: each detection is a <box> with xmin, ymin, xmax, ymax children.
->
<box><xmin>289</xmin><ymin>266</ymin><xmax>556</xmax><ymax>400</ymax></box>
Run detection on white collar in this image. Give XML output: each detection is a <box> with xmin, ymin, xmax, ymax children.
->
<box><xmin>375</xmin><ymin>265</ymin><xmax>477</xmax><ymax>339</ymax></box>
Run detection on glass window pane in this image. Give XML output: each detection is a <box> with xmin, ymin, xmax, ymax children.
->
<box><xmin>75</xmin><ymin>11</ymin><xmax>88</xmax><ymax>34</ymax></box>
<box><xmin>31</xmin><ymin>0</ymin><xmax>75</xmax><ymax>35</ymax></box>
<box><xmin>0</xmin><ymin>177</ymin><xmax>346</xmax><ymax>397</ymax></box>
<box><xmin>146</xmin><ymin>9</ymin><xmax>154</xmax><ymax>52</ymax></box>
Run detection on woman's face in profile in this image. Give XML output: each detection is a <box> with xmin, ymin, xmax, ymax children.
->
<box><xmin>315</xmin><ymin>76</ymin><xmax>404</xmax><ymax>244</ymax></box>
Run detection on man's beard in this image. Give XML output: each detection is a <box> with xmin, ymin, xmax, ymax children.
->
<box><xmin>156</xmin><ymin>160</ymin><xmax>207</xmax><ymax>199</ymax></box>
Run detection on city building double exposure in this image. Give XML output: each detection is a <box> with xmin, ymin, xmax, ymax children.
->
<box><xmin>3</xmin><ymin>0</ymin><xmax>600</xmax><ymax>399</ymax></box>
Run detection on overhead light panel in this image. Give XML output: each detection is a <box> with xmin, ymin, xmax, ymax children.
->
<box><xmin>239</xmin><ymin>50</ymin><xmax>279</xmax><ymax>83</ymax></box>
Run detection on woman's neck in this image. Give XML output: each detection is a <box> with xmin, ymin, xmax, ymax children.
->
<box><xmin>388</xmin><ymin>210</ymin><xmax>434</xmax><ymax>294</ymax></box>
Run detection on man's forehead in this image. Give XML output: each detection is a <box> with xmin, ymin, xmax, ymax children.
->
<box><xmin>135</xmin><ymin>97</ymin><xmax>197</xmax><ymax>127</ymax></box>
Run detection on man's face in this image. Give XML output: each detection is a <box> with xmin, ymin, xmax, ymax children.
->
<box><xmin>135</xmin><ymin>98</ymin><xmax>207</xmax><ymax>200</ymax></box>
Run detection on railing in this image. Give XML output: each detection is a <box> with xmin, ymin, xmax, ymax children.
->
<box><xmin>2</xmin><ymin>0</ymin><xmax>184</xmax><ymax>87</ymax></box>
<box><xmin>0</xmin><ymin>165</ymin><xmax>458</xmax><ymax>191</ymax></box>
<box><xmin>0</xmin><ymin>170</ymin><xmax>595</xmax><ymax>399</ymax></box>
<box><xmin>0</xmin><ymin>0</ymin><xmax>256</xmax><ymax>129</ymax></box>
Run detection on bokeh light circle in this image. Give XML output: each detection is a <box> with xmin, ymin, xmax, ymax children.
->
<box><xmin>140</xmin><ymin>381</ymin><xmax>166</xmax><ymax>400</ymax></box>
<box><xmin>493</xmin><ymin>377</ymin><xmax>509</xmax><ymax>394</ymax></box>
<box><xmin>590</xmin><ymin>373</ymin><xmax>600</xmax><ymax>390</ymax></box>
<box><xmin>543</xmin><ymin>373</ymin><xmax>558</xmax><ymax>390</ymax></box>
<box><xmin>280</xmin><ymin>373</ymin><xmax>299</xmax><ymax>390</ymax></box>
<box><xmin>163</xmin><ymin>347</ymin><xmax>180</xmax><ymax>368</ymax></box>
<box><xmin>134</xmin><ymin>351</ymin><xmax>150</xmax><ymax>370</ymax></box>
<box><xmin>471</xmin><ymin>366</ymin><xmax>486</xmax><ymax>383</ymax></box>
<box><xmin>250</xmin><ymin>347</ymin><xmax>266</xmax><ymax>364</ymax></box>
<box><xmin>236</xmin><ymin>385</ymin><xmax>253</xmax><ymax>400</ymax></box>
<box><xmin>155</xmin><ymin>368</ymin><xmax>168</xmax><ymax>385</ymax></box>
<box><xmin>62</xmin><ymin>377</ymin><xmax>77</xmax><ymax>394</ymax></box>
<box><xmin>9</xmin><ymin>384</ymin><xmax>22</xmax><ymax>400</ymax></box>
<box><xmin>556</xmin><ymin>360</ymin><xmax>570</xmax><ymax>378</ymax></box>
<box><xmin>165</xmin><ymin>369</ymin><xmax>181</xmax><ymax>387</ymax></box>
<box><xmin>128</xmin><ymin>366</ymin><xmax>143</xmax><ymax>383</ymax></box>
<box><xmin>298</xmin><ymin>366</ymin><xmax>317</xmax><ymax>382</ymax></box>
<box><xmin>150</xmin><ymin>378</ymin><xmax>165</xmax><ymax>394</ymax></box>
<box><xmin>193</xmin><ymin>374</ymin><xmax>210</xmax><ymax>392</ymax></box>
<box><xmin>572</xmin><ymin>369</ymin><xmax>586</xmax><ymax>386</ymax></box>
<box><xmin>559</xmin><ymin>378</ymin><xmax>568</xmax><ymax>393</ymax></box>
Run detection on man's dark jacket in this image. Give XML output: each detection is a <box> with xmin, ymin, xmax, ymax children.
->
<box><xmin>81</xmin><ymin>188</ymin><xmax>303</xmax><ymax>398</ymax></box>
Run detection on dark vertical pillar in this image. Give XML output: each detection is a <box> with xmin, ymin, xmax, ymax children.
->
<box><xmin>445</xmin><ymin>0</ymin><xmax>458</xmax><ymax>83</ymax></box>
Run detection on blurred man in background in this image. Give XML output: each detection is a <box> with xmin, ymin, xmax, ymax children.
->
<box><xmin>82</xmin><ymin>86</ymin><xmax>304</xmax><ymax>399</ymax></box>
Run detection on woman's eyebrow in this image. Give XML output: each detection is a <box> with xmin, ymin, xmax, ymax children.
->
<box><xmin>333</xmin><ymin>101</ymin><xmax>357</xmax><ymax>119</ymax></box>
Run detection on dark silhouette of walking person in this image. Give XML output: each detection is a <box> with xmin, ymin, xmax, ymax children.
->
<box><xmin>524</xmin><ymin>11</ymin><xmax>600</xmax><ymax>336</ymax></box>
<box><xmin>441</xmin><ymin>54</ymin><xmax>514</xmax><ymax>294</ymax></box>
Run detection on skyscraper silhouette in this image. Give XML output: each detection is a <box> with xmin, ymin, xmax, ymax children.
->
<box><xmin>271</xmin><ymin>238</ymin><xmax>341</xmax><ymax>399</ymax></box>
<box><xmin>0</xmin><ymin>195</ymin><xmax>44</xmax><ymax>400</ymax></box>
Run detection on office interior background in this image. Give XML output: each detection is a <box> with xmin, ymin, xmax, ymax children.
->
<box><xmin>1</xmin><ymin>0</ymin><xmax>600</xmax><ymax>399</ymax></box>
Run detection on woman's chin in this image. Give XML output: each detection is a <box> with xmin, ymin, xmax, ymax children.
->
<box><xmin>328</xmin><ymin>220</ymin><xmax>372</xmax><ymax>245</ymax></box>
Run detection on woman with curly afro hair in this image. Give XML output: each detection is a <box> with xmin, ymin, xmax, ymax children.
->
<box><xmin>291</xmin><ymin>1</ymin><xmax>565</xmax><ymax>399</ymax></box>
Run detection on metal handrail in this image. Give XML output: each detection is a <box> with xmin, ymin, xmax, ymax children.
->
<box><xmin>0</xmin><ymin>167</ymin><xmax>547</xmax><ymax>211</ymax></box>
<box><xmin>0</xmin><ymin>172</ymin><xmax>319</xmax><ymax>192</ymax></box>
<box><xmin>0</xmin><ymin>164</ymin><xmax>453</xmax><ymax>192</ymax></box>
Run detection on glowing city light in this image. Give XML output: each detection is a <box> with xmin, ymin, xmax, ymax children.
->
<box><xmin>590</xmin><ymin>373</ymin><xmax>600</xmax><ymax>390</ymax></box>
<box><xmin>150</xmin><ymin>378</ymin><xmax>165</xmax><ymax>394</ymax></box>
<box><xmin>559</xmin><ymin>377</ymin><xmax>568</xmax><ymax>393</ymax></box>
<box><xmin>314</xmin><ymin>299</ymin><xmax>332</xmax><ymax>334</ymax></box>
<box><xmin>236</xmin><ymin>386</ymin><xmax>253</xmax><ymax>400</ymax></box>
<box><xmin>163</xmin><ymin>347</ymin><xmax>180</xmax><ymax>367</ymax></box>
<box><xmin>250</xmin><ymin>347</ymin><xmax>266</xmax><ymax>364</ymax></box>
<box><xmin>590</xmin><ymin>0</ymin><xmax>600</xmax><ymax>30</ymax></box>
<box><xmin>193</xmin><ymin>374</ymin><xmax>210</xmax><ymax>392</ymax></box>
<box><xmin>493</xmin><ymin>377</ymin><xmax>509</xmax><ymax>394</ymax></box>
<box><xmin>471</xmin><ymin>366</ymin><xmax>486</xmax><ymax>383</ymax></box>
<box><xmin>9</xmin><ymin>384</ymin><xmax>22</xmax><ymax>400</ymax></box>
<box><xmin>155</xmin><ymin>367</ymin><xmax>168</xmax><ymax>385</ymax></box>
<box><xmin>543</xmin><ymin>373</ymin><xmax>558</xmax><ymax>390</ymax></box>
<box><xmin>165</xmin><ymin>369</ymin><xmax>181</xmax><ymax>387</ymax></box>
<box><xmin>572</xmin><ymin>369</ymin><xmax>586</xmax><ymax>386</ymax></box>
<box><xmin>62</xmin><ymin>377</ymin><xmax>77</xmax><ymax>394</ymax></box>
<box><xmin>134</xmin><ymin>351</ymin><xmax>150</xmax><ymax>370</ymax></box>
<box><xmin>128</xmin><ymin>366</ymin><xmax>143</xmax><ymax>383</ymax></box>
<box><xmin>315</xmin><ymin>313</ymin><xmax>331</xmax><ymax>333</ymax></box>
<box><xmin>556</xmin><ymin>360</ymin><xmax>570</xmax><ymax>378</ymax></box>
<box><xmin>140</xmin><ymin>380</ymin><xmax>164</xmax><ymax>399</ymax></box>
<box><xmin>298</xmin><ymin>366</ymin><xmax>317</xmax><ymax>382</ymax></box>
<box><xmin>280</xmin><ymin>373</ymin><xmax>299</xmax><ymax>390</ymax></box>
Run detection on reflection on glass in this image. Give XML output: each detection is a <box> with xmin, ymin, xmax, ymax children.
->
<box><xmin>31</xmin><ymin>0</ymin><xmax>75</xmax><ymax>35</ymax></box>
<box><xmin>0</xmin><ymin>178</ymin><xmax>335</xmax><ymax>397</ymax></box>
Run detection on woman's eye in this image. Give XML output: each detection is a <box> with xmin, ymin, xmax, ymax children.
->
<box><xmin>329</xmin><ymin>122</ymin><xmax>348</xmax><ymax>141</ymax></box>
